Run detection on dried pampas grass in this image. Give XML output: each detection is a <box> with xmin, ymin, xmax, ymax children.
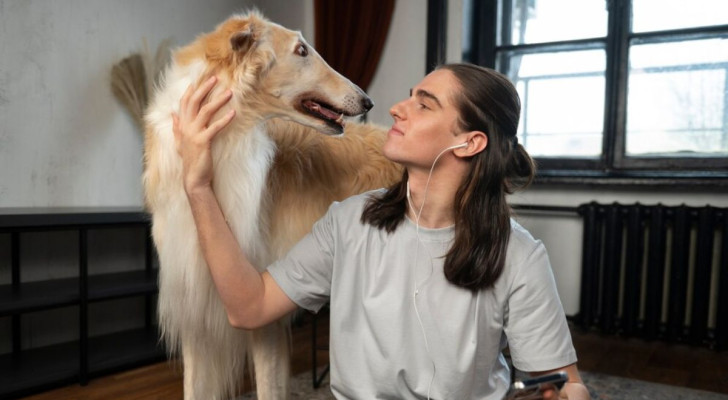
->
<box><xmin>111</xmin><ymin>53</ymin><xmax>147</xmax><ymax>130</ymax></box>
<box><xmin>111</xmin><ymin>38</ymin><xmax>172</xmax><ymax>132</ymax></box>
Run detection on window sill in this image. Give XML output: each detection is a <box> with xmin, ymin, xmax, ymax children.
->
<box><xmin>533</xmin><ymin>169</ymin><xmax>728</xmax><ymax>189</ymax></box>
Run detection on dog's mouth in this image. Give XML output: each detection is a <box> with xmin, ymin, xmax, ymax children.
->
<box><xmin>298</xmin><ymin>99</ymin><xmax>347</xmax><ymax>134</ymax></box>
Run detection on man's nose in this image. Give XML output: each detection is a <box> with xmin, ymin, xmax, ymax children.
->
<box><xmin>389</xmin><ymin>101</ymin><xmax>405</xmax><ymax>120</ymax></box>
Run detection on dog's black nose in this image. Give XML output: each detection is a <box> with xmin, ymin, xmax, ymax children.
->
<box><xmin>362</xmin><ymin>97</ymin><xmax>374</xmax><ymax>112</ymax></box>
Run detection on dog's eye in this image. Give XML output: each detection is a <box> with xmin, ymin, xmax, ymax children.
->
<box><xmin>295</xmin><ymin>43</ymin><xmax>308</xmax><ymax>57</ymax></box>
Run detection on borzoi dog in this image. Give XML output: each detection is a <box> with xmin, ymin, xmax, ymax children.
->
<box><xmin>143</xmin><ymin>11</ymin><xmax>401</xmax><ymax>399</ymax></box>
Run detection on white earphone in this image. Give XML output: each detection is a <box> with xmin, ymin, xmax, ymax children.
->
<box><xmin>407</xmin><ymin>140</ymin><xmax>467</xmax><ymax>399</ymax></box>
<box><xmin>447</xmin><ymin>142</ymin><xmax>468</xmax><ymax>150</ymax></box>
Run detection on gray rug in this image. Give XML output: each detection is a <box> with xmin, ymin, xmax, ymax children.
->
<box><xmin>579</xmin><ymin>371</ymin><xmax>728</xmax><ymax>400</ymax></box>
<box><xmin>240</xmin><ymin>368</ymin><xmax>728</xmax><ymax>399</ymax></box>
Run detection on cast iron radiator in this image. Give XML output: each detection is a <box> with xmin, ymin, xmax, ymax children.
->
<box><xmin>577</xmin><ymin>202</ymin><xmax>728</xmax><ymax>349</ymax></box>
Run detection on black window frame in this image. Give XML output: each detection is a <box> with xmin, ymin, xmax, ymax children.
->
<box><xmin>460</xmin><ymin>0</ymin><xmax>728</xmax><ymax>187</ymax></box>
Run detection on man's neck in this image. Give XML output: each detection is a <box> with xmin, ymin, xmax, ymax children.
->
<box><xmin>406</xmin><ymin>168</ymin><xmax>463</xmax><ymax>229</ymax></box>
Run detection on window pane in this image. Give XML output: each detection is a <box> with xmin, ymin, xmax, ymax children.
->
<box><xmin>500</xmin><ymin>0</ymin><xmax>608</xmax><ymax>45</ymax></box>
<box><xmin>632</xmin><ymin>0</ymin><xmax>728</xmax><ymax>33</ymax></box>
<box><xmin>503</xmin><ymin>50</ymin><xmax>606</xmax><ymax>157</ymax></box>
<box><xmin>626</xmin><ymin>38</ymin><xmax>728</xmax><ymax>157</ymax></box>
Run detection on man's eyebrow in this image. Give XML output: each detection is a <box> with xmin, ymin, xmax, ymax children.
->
<box><xmin>411</xmin><ymin>88</ymin><xmax>442</xmax><ymax>108</ymax></box>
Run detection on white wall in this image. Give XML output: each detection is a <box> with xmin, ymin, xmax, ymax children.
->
<box><xmin>253</xmin><ymin>0</ymin><xmax>314</xmax><ymax>43</ymax></box>
<box><xmin>0</xmin><ymin>0</ymin><xmax>252</xmax><ymax>208</ymax></box>
<box><xmin>447</xmin><ymin>0</ymin><xmax>464</xmax><ymax>64</ymax></box>
<box><xmin>366</xmin><ymin>1</ymin><xmax>428</xmax><ymax>126</ymax></box>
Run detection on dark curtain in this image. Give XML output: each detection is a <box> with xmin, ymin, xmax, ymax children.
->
<box><xmin>314</xmin><ymin>0</ymin><xmax>396</xmax><ymax>92</ymax></box>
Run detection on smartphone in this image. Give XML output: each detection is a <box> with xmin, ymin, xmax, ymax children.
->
<box><xmin>505</xmin><ymin>371</ymin><xmax>568</xmax><ymax>399</ymax></box>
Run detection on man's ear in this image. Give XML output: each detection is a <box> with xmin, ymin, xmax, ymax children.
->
<box><xmin>456</xmin><ymin>131</ymin><xmax>488</xmax><ymax>156</ymax></box>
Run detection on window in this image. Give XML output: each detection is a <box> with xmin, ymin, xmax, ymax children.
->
<box><xmin>463</xmin><ymin>0</ymin><xmax>728</xmax><ymax>184</ymax></box>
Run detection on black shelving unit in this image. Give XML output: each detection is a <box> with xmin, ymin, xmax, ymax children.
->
<box><xmin>0</xmin><ymin>208</ymin><xmax>165</xmax><ymax>399</ymax></box>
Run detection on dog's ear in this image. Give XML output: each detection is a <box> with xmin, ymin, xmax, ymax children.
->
<box><xmin>230</xmin><ymin>24</ymin><xmax>256</xmax><ymax>53</ymax></box>
<box><xmin>225</xmin><ymin>19</ymin><xmax>275</xmax><ymax>81</ymax></box>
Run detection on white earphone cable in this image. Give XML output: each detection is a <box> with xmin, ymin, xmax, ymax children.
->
<box><xmin>407</xmin><ymin>142</ymin><xmax>465</xmax><ymax>400</ymax></box>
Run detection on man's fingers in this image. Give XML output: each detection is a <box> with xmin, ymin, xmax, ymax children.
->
<box><xmin>188</xmin><ymin>76</ymin><xmax>218</xmax><ymax>116</ymax></box>
<box><xmin>179</xmin><ymin>81</ymin><xmax>197</xmax><ymax>116</ymax></box>
<box><xmin>199</xmin><ymin>90</ymin><xmax>234</xmax><ymax>121</ymax></box>
<box><xmin>541</xmin><ymin>385</ymin><xmax>558</xmax><ymax>400</ymax></box>
<box><xmin>174</xmin><ymin>76</ymin><xmax>233</xmax><ymax>154</ymax></box>
<box><xmin>204</xmin><ymin>109</ymin><xmax>236</xmax><ymax>140</ymax></box>
<box><xmin>171</xmin><ymin>113</ymin><xmax>182</xmax><ymax>153</ymax></box>
<box><xmin>172</xmin><ymin>113</ymin><xmax>180</xmax><ymax>137</ymax></box>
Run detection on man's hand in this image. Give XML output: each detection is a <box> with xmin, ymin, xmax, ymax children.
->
<box><xmin>172</xmin><ymin>76</ymin><xmax>236</xmax><ymax>194</ymax></box>
<box><xmin>516</xmin><ymin>364</ymin><xmax>590</xmax><ymax>400</ymax></box>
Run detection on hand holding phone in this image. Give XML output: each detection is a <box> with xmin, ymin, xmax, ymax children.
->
<box><xmin>505</xmin><ymin>371</ymin><xmax>568</xmax><ymax>400</ymax></box>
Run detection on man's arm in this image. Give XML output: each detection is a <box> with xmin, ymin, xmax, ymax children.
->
<box><xmin>186</xmin><ymin>186</ymin><xmax>297</xmax><ymax>329</ymax></box>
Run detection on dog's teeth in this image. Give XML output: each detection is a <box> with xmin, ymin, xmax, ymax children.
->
<box><xmin>336</xmin><ymin>114</ymin><xmax>344</xmax><ymax>124</ymax></box>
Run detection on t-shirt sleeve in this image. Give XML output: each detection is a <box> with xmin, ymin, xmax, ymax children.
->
<box><xmin>503</xmin><ymin>240</ymin><xmax>578</xmax><ymax>372</ymax></box>
<box><xmin>266</xmin><ymin>203</ymin><xmax>338</xmax><ymax>313</ymax></box>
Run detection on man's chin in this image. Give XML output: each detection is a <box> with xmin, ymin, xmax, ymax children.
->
<box><xmin>380</xmin><ymin>144</ymin><xmax>399</xmax><ymax>164</ymax></box>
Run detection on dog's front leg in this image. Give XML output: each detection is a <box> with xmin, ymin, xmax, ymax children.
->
<box><xmin>250</xmin><ymin>317</ymin><xmax>292</xmax><ymax>399</ymax></box>
<box><xmin>182</xmin><ymin>332</ymin><xmax>245</xmax><ymax>400</ymax></box>
<box><xmin>181</xmin><ymin>337</ymin><xmax>203</xmax><ymax>400</ymax></box>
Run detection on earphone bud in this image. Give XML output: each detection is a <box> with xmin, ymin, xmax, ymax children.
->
<box><xmin>445</xmin><ymin>142</ymin><xmax>468</xmax><ymax>151</ymax></box>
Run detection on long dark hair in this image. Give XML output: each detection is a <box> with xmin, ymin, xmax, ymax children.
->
<box><xmin>361</xmin><ymin>63</ymin><xmax>535</xmax><ymax>291</ymax></box>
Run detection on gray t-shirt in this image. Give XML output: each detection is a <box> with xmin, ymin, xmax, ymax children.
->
<box><xmin>267</xmin><ymin>190</ymin><xmax>577</xmax><ymax>399</ymax></box>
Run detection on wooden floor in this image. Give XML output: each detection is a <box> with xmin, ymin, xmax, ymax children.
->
<box><xmin>571</xmin><ymin>327</ymin><xmax>728</xmax><ymax>394</ymax></box>
<box><xmin>19</xmin><ymin>310</ymin><xmax>728</xmax><ymax>399</ymax></box>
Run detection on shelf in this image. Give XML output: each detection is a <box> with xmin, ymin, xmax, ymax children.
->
<box><xmin>88</xmin><ymin>270</ymin><xmax>158</xmax><ymax>302</ymax></box>
<box><xmin>0</xmin><ymin>340</ymin><xmax>79</xmax><ymax>399</ymax></box>
<box><xmin>0</xmin><ymin>328</ymin><xmax>165</xmax><ymax>399</ymax></box>
<box><xmin>0</xmin><ymin>207</ymin><xmax>149</xmax><ymax>231</ymax></box>
<box><xmin>0</xmin><ymin>209</ymin><xmax>158</xmax><ymax>398</ymax></box>
<box><xmin>88</xmin><ymin>328</ymin><xmax>166</xmax><ymax>375</ymax></box>
<box><xmin>0</xmin><ymin>269</ymin><xmax>159</xmax><ymax>316</ymax></box>
<box><xmin>0</xmin><ymin>277</ymin><xmax>79</xmax><ymax>317</ymax></box>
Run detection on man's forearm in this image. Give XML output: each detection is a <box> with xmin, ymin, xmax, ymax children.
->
<box><xmin>186</xmin><ymin>186</ymin><xmax>267</xmax><ymax>327</ymax></box>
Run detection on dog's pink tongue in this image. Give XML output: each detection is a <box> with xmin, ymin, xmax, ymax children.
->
<box><xmin>318</xmin><ymin>106</ymin><xmax>341</xmax><ymax>120</ymax></box>
<box><xmin>305</xmin><ymin>100</ymin><xmax>341</xmax><ymax>120</ymax></box>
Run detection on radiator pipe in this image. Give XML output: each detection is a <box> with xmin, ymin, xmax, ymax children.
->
<box><xmin>690</xmin><ymin>207</ymin><xmax>714</xmax><ymax>345</ymax></box>
<box><xmin>644</xmin><ymin>205</ymin><xmax>666</xmax><ymax>341</ymax></box>
<box><xmin>716</xmin><ymin>210</ymin><xmax>728</xmax><ymax>350</ymax></box>
<box><xmin>667</xmin><ymin>205</ymin><xmax>690</xmax><ymax>343</ymax></box>
<box><xmin>602</xmin><ymin>204</ymin><xmax>622</xmax><ymax>334</ymax></box>
<box><xmin>622</xmin><ymin>204</ymin><xmax>643</xmax><ymax>337</ymax></box>
<box><xmin>578</xmin><ymin>203</ymin><xmax>600</xmax><ymax>329</ymax></box>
